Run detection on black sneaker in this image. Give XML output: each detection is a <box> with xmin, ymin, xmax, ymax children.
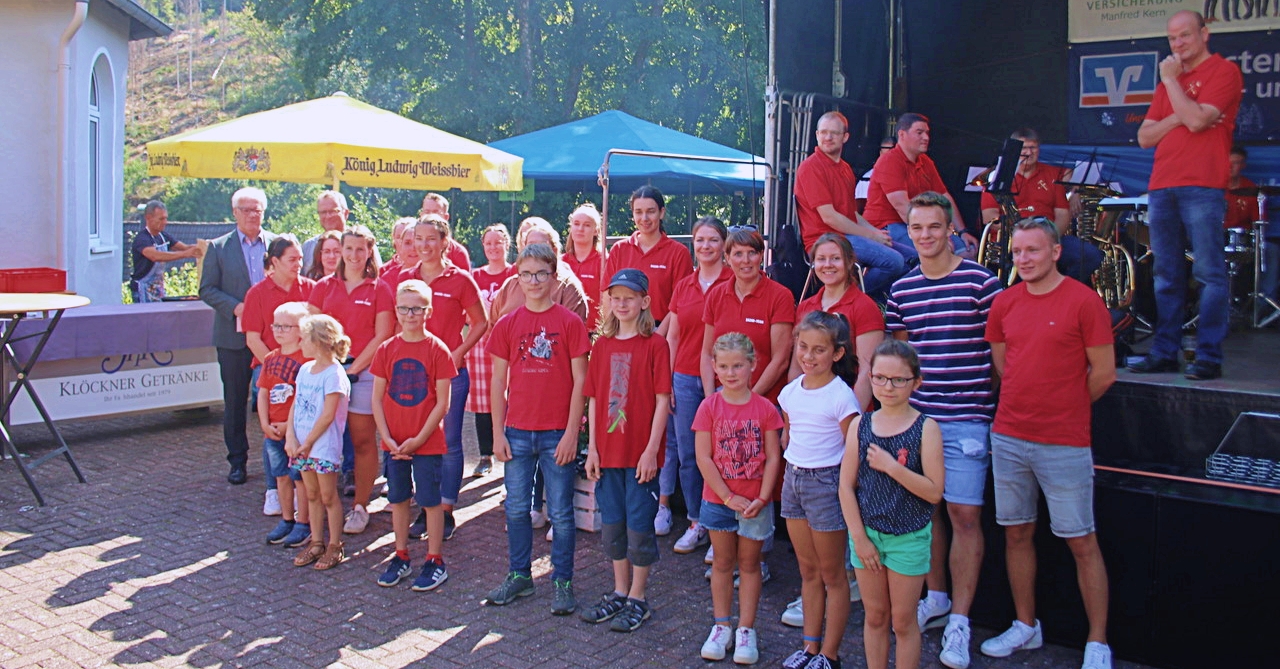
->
<box><xmin>1185</xmin><ymin>359</ymin><xmax>1222</xmax><ymax>380</ymax></box>
<box><xmin>472</xmin><ymin>457</ymin><xmax>493</xmax><ymax>478</ymax></box>
<box><xmin>1127</xmin><ymin>355</ymin><xmax>1180</xmax><ymax>374</ymax></box>
<box><xmin>408</xmin><ymin>508</ymin><xmax>427</xmax><ymax>540</ymax></box>
<box><xmin>580</xmin><ymin>592</ymin><xmax>628</xmax><ymax>624</ymax></box>
<box><xmin>442</xmin><ymin>511</ymin><xmax>457</xmax><ymax>541</ymax></box>
<box><xmin>485</xmin><ymin>572</ymin><xmax>535</xmax><ymax>606</ymax></box>
<box><xmin>551</xmin><ymin>579</ymin><xmax>577</xmax><ymax>616</ymax></box>
<box><xmin>803</xmin><ymin>654</ymin><xmax>841</xmax><ymax>669</ymax></box>
<box><xmin>609</xmin><ymin>598</ymin><xmax>651</xmax><ymax>632</ymax></box>
<box><xmin>411</xmin><ymin>559</ymin><xmax>448</xmax><ymax>592</ymax></box>
<box><xmin>782</xmin><ymin>649</ymin><xmax>817</xmax><ymax>669</ymax></box>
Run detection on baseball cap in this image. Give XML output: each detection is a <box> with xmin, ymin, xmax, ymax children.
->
<box><xmin>607</xmin><ymin>268</ymin><xmax>649</xmax><ymax>293</ymax></box>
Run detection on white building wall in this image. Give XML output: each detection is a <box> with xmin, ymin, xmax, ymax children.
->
<box><xmin>0</xmin><ymin>0</ymin><xmax>132</xmax><ymax>305</ymax></box>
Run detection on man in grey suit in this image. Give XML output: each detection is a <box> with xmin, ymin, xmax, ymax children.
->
<box><xmin>199</xmin><ymin>187</ymin><xmax>277</xmax><ymax>485</ymax></box>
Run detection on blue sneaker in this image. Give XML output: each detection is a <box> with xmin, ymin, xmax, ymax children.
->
<box><xmin>266</xmin><ymin>520</ymin><xmax>295</xmax><ymax>544</ymax></box>
<box><xmin>281</xmin><ymin>523</ymin><xmax>312</xmax><ymax>548</ymax></box>
<box><xmin>411</xmin><ymin>559</ymin><xmax>448</xmax><ymax>592</ymax></box>
<box><xmin>377</xmin><ymin>556</ymin><xmax>412</xmax><ymax>587</ymax></box>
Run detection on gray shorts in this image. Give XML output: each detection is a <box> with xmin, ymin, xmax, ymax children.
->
<box><xmin>780</xmin><ymin>463</ymin><xmax>846</xmax><ymax>533</ymax></box>
<box><xmin>991</xmin><ymin>431</ymin><xmax>1095</xmax><ymax>538</ymax></box>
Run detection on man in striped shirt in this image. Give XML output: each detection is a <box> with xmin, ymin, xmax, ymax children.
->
<box><xmin>885</xmin><ymin>191</ymin><xmax>1003</xmax><ymax>669</ymax></box>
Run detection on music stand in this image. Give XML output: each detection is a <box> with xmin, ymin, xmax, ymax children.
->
<box><xmin>986</xmin><ymin>138</ymin><xmax>1023</xmax><ymax>196</ymax></box>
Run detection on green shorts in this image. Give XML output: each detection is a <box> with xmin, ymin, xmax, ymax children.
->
<box><xmin>849</xmin><ymin>522</ymin><xmax>932</xmax><ymax>576</ymax></box>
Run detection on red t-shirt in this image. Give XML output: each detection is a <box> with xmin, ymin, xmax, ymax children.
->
<box><xmin>985</xmin><ymin>278</ymin><xmax>1113</xmax><ymax>447</ymax></box>
<box><xmin>447</xmin><ymin>238</ymin><xmax>471</xmax><ymax>271</ymax></box>
<box><xmin>1225</xmin><ymin>177</ymin><xmax>1259</xmax><ymax>229</ymax></box>
<box><xmin>472</xmin><ymin>265</ymin><xmax>517</xmax><ymax>309</ymax></box>
<box><xmin>371</xmin><ymin>334</ymin><xmax>457</xmax><ymax>454</ymax></box>
<box><xmin>1145</xmin><ymin>54</ymin><xmax>1243</xmax><ymax>191</ymax></box>
<box><xmin>308</xmin><ymin>274</ymin><xmax>395</xmax><ymax>360</ymax></box>
<box><xmin>257</xmin><ymin>348</ymin><xmax>309</xmax><ymax>424</ymax></box>
<box><xmin>605</xmin><ymin>233</ymin><xmax>693</xmax><ymax>322</ymax></box>
<box><xmin>796</xmin><ymin>284</ymin><xmax>885</xmax><ymax>338</ymax></box>
<box><xmin>394</xmin><ymin>263</ymin><xmax>482</xmax><ymax>354</ymax></box>
<box><xmin>794</xmin><ymin>150</ymin><xmax>859</xmax><ymax>252</ymax></box>
<box><xmin>669</xmin><ymin>266</ymin><xmax>734</xmax><ymax>376</ymax></box>
<box><xmin>863</xmin><ymin>146</ymin><xmax>949</xmax><ymax>229</ymax></box>
<box><xmin>487</xmin><ymin>304</ymin><xmax>592</xmax><ymax>431</ymax></box>
<box><xmin>584</xmin><ymin>334</ymin><xmax>673</xmax><ymax>468</ymax></box>
<box><xmin>563</xmin><ymin>249</ymin><xmax>603</xmax><ymax>331</ymax></box>
<box><xmin>980</xmin><ymin>162</ymin><xmax>1069</xmax><ymax>218</ymax></box>
<box><xmin>692</xmin><ymin>391</ymin><xmax>783</xmax><ymax>502</ymax></box>
<box><xmin>241</xmin><ymin>276</ymin><xmax>316</xmax><ymax>358</ymax></box>
<box><xmin>703</xmin><ymin>277</ymin><xmax>797</xmax><ymax>402</ymax></box>
<box><xmin>379</xmin><ymin>258</ymin><xmax>403</xmax><ymax>279</ymax></box>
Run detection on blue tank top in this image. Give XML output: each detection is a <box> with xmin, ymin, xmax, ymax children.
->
<box><xmin>855</xmin><ymin>411</ymin><xmax>934</xmax><ymax>535</ymax></box>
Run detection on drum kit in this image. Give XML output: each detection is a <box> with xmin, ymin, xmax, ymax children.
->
<box><xmin>1096</xmin><ymin>184</ymin><xmax>1280</xmax><ymax>332</ymax></box>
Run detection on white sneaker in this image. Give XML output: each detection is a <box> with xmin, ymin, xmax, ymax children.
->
<box><xmin>700</xmin><ymin>624</ymin><xmax>732</xmax><ymax>661</ymax></box>
<box><xmin>917</xmin><ymin>595</ymin><xmax>952</xmax><ymax>631</ymax></box>
<box><xmin>545</xmin><ymin>526</ymin><xmax>553</xmax><ymax>542</ymax></box>
<box><xmin>704</xmin><ymin>545</ymin><xmax>715</xmax><ymax>565</ymax></box>
<box><xmin>733</xmin><ymin>627</ymin><xmax>758</xmax><ymax>664</ymax></box>
<box><xmin>849</xmin><ymin>579</ymin><xmax>861</xmax><ymax>603</ymax></box>
<box><xmin>655</xmin><ymin>504</ymin><xmax>673</xmax><ymax>536</ymax></box>
<box><xmin>263</xmin><ymin>489</ymin><xmax>281</xmax><ymax>516</ymax></box>
<box><xmin>1081</xmin><ymin>642</ymin><xmax>1112</xmax><ymax>669</ymax></box>
<box><xmin>939</xmin><ymin>621</ymin><xmax>972</xmax><ymax>669</ymax></box>
<box><xmin>342</xmin><ymin>504</ymin><xmax>370</xmax><ymax>534</ymax></box>
<box><xmin>980</xmin><ymin>619</ymin><xmax>1043</xmax><ymax>658</ymax></box>
<box><xmin>780</xmin><ymin>596</ymin><xmax>804</xmax><ymax>627</ymax></box>
<box><xmin>674</xmin><ymin>523</ymin><xmax>709</xmax><ymax>553</ymax></box>
<box><xmin>733</xmin><ymin>562</ymin><xmax>771</xmax><ymax>588</ymax></box>
<box><xmin>530</xmin><ymin>508</ymin><xmax>548</xmax><ymax>529</ymax></box>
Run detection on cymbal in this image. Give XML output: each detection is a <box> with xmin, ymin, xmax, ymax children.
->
<box><xmin>1230</xmin><ymin>185</ymin><xmax>1280</xmax><ymax>197</ymax></box>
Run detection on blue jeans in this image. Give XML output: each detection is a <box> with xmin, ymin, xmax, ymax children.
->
<box><xmin>659</xmin><ymin>373</ymin><xmax>704</xmax><ymax>521</ymax></box>
<box><xmin>441</xmin><ymin>368</ymin><xmax>470</xmax><ymax>506</ymax></box>
<box><xmin>250</xmin><ymin>366</ymin><xmax>275</xmax><ymax>492</ymax></box>
<box><xmin>843</xmin><ymin>234</ymin><xmax>908</xmax><ymax>296</ymax></box>
<box><xmin>341</xmin><ymin>425</ymin><xmax>355</xmax><ymax>475</ymax></box>
<box><xmin>886</xmin><ymin>222</ymin><xmax>969</xmax><ymax>260</ymax></box>
<box><xmin>1058</xmin><ymin>236</ymin><xmax>1104</xmax><ymax>283</ymax></box>
<box><xmin>1147</xmin><ymin>187</ymin><xmax>1229</xmax><ymax>363</ymax></box>
<box><xmin>503</xmin><ymin>427</ymin><xmax>577</xmax><ymax>581</ymax></box>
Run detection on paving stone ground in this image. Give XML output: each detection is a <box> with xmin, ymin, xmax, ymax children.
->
<box><xmin>0</xmin><ymin>409</ymin><xmax>1155</xmax><ymax>668</ymax></box>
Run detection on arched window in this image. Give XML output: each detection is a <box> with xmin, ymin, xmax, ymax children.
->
<box><xmin>88</xmin><ymin>67</ymin><xmax>100</xmax><ymax>238</ymax></box>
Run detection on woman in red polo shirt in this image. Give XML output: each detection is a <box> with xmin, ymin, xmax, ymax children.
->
<box><xmin>308</xmin><ymin>225</ymin><xmax>394</xmax><ymax>535</ymax></box>
<box><xmin>605</xmin><ymin>186</ymin><xmax>693</xmax><ymax>325</ymax></box>
<box><xmin>789</xmin><ymin>232</ymin><xmax>884</xmax><ymax>410</ymax></box>
<box><xmin>659</xmin><ymin>216</ymin><xmax>733</xmax><ymax>550</ymax></box>
<box><xmin>466</xmin><ymin>223</ymin><xmax>516</xmax><ymax>478</ymax></box>
<box><xmin>397</xmin><ymin>213</ymin><xmax>487</xmax><ymax>540</ymax></box>
<box><xmin>564</xmin><ymin>202</ymin><xmax>604</xmax><ymax>331</ymax></box>
<box><xmin>700</xmin><ymin>229</ymin><xmax>796</xmax><ymax>403</ymax></box>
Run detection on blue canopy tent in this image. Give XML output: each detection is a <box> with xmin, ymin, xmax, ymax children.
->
<box><xmin>487</xmin><ymin>110</ymin><xmax>768</xmax><ymax>195</ymax></box>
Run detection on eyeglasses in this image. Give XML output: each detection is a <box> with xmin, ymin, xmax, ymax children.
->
<box><xmin>270</xmin><ymin>323</ymin><xmax>298</xmax><ymax>332</ymax></box>
<box><xmin>870</xmin><ymin>374</ymin><xmax>917</xmax><ymax>388</ymax></box>
<box><xmin>235</xmin><ymin>207</ymin><xmax>265</xmax><ymax>215</ymax></box>
<box><xmin>518</xmin><ymin>270</ymin><xmax>552</xmax><ymax>284</ymax></box>
<box><xmin>395</xmin><ymin>306</ymin><xmax>429</xmax><ymax>316</ymax></box>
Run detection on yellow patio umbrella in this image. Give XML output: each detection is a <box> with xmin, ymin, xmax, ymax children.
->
<box><xmin>146</xmin><ymin>92</ymin><xmax>522</xmax><ymax>191</ymax></box>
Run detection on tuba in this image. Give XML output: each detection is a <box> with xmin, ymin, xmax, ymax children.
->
<box><xmin>977</xmin><ymin>192</ymin><xmax>1020</xmax><ymax>285</ymax></box>
<box><xmin>1073</xmin><ymin>184</ymin><xmax>1136</xmax><ymax>310</ymax></box>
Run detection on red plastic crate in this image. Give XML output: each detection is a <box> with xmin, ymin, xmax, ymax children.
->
<box><xmin>0</xmin><ymin>267</ymin><xmax>67</xmax><ymax>293</ymax></box>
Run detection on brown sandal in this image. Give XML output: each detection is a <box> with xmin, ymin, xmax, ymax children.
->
<box><xmin>314</xmin><ymin>542</ymin><xmax>345</xmax><ymax>570</ymax></box>
<box><xmin>294</xmin><ymin>542</ymin><xmax>325</xmax><ymax>567</ymax></box>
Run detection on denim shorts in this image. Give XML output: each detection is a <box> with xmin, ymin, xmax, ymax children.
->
<box><xmin>991</xmin><ymin>432</ymin><xmax>1095</xmax><ymax>538</ymax></box>
<box><xmin>937</xmin><ymin>420</ymin><xmax>991</xmax><ymax>506</ymax></box>
<box><xmin>700</xmin><ymin>499</ymin><xmax>775</xmax><ymax>541</ymax></box>
<box><xmin>850</xmin><ymin>522</ymin><xmax>933</xmax><ymax>576</ymax></box>
<box><xmin>295</xmin><ymin>457</ymin><xmax>340</xmax><ymax>474</ymax></box>
<box><xmin>385</xmin><ymin>454</ymin><xmax>443</xmax><ymax>507</ymax></box>
<box><xmin>263</xmin><ymin>437</ymin><xmax>301</xmax><ymax>481</ymax></box>
<box><xmin>596</xmin><ymin>467</ymin><xmax>660</xmax><ymax>532</ymax></box>
<box><xmin>781</xmin><ymin>463</ymin><xmax>847</xmax><ymax>532</ymax></box>
<box><xmin>347</xmin><ymin>369</ymin><xmax>374</xmax><ymax>415</ymax></box>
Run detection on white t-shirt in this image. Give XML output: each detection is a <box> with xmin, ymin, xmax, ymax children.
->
<box><xmin>292</xmin><ymin>360</ymin><xmax>350</xmax><ymax>465</ymax></box>
<box><xmin>778</xmin><ymin>374</ymin><xmax>861</xmax><ymax>468</ymax></box>
<box><xmin>855</xmin><ymin>168</ymin><xmax>875</xmax><ymax>200</ymax></box>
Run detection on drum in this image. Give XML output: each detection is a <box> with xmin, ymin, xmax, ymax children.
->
<box><xmin>1225</xmin><ymin>227</ymin><xmax>1253</xmax><ymax>255</ymax></box>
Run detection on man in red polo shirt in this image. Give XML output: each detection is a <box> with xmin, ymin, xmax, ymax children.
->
<box><xmin>1130</xmin><ymin>10</ymin><xmax>1243</xmax><ymax>381</ymax></box>
<box><xmin>980</xmin><ymin>128</ymin><xmax>1102</xmax><ymax>282</ymax></box>
<box><xmin>1224</xmin><ymin>146</ymin><xmax>1258</xmax><ymax>230</ymax></box>
<box><xmin>865</xmin><ymin>113</ymin><xmax>976</xmax><ymax>261</ymax></box>
<box><xmin>793</xmin><ymin>111</ymin><xmax>909</xmax><ymax>296</ymax></box>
